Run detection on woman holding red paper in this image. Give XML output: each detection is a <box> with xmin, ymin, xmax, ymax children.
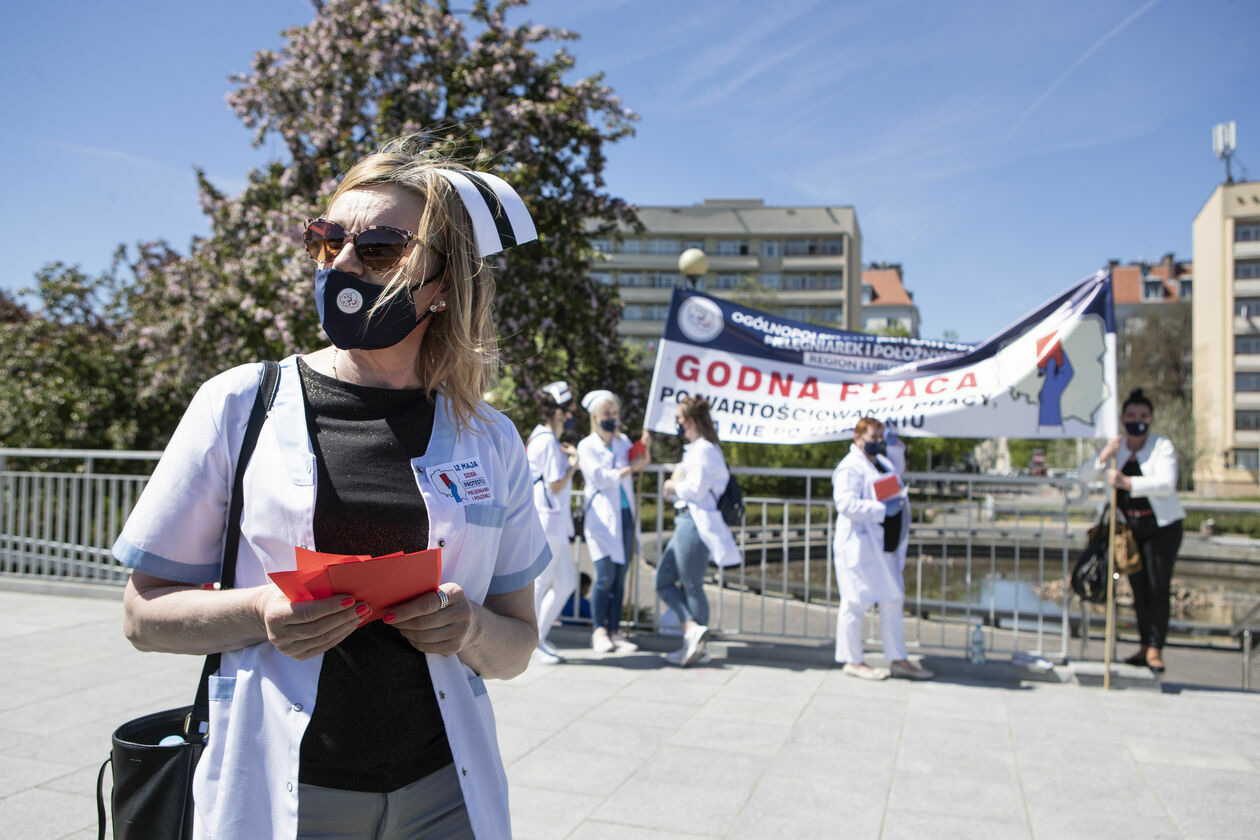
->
<box><xmin>832</xmin><ymin>417</ymin><xmax>934</xmax><ymax>681</ymax></box>
<box><xmin>578</xmin><ymin>389</ymin><xmax>651</xmax><ymax>654</ymax></box>
<box><xmin>114</xmin><ymin>136</ymin><xmax>551</xmax><ymax>839</ymax></box>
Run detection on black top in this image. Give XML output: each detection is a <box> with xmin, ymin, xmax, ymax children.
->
<box><xmin>874</xmin><ymin>460</ymin><xmax>903</xmax><ymax>553</ymax></box>
<box><xmin>1119</xmin><ymin>458</ymin><xmax>1153</xmax><ymax>517</ymax></box>
<box><xmin>295</xmin><ymin>357</ymin><xmax>452</xmax><ymax>793</ymax></box>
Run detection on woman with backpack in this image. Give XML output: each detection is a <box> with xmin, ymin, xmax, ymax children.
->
<box><xmin>657</xmin><ymin>396</ymin><xmax>739</xmax><ymax>667</ymax></box>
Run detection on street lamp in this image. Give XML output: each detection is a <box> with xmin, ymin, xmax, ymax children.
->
<box><xmin>678</xmin><ymin>248</ymin><xmax>708</xmax><ymax>289</ymax></box>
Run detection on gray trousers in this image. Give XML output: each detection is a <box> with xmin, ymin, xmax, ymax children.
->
<box><xmin>297</xmin><ymin>763</ymin><xmax>475</xmax><ymax>840</ymax></box>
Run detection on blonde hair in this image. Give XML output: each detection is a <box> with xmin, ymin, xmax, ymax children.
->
<box><xmin>587</xmin><ymin>393</ymin><xmax>621</xmax><ymax>434</ymax></box>
<box><xmin>327</xmin><ymin>135</ymin><xmax>499</xmax><ymax>429</ymax></box>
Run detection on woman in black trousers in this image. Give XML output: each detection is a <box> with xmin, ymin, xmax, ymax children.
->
<box><xmin>1079</xmin><ymin>389</ymin><xmax>1186</xmax><ymax>673</ymax></box>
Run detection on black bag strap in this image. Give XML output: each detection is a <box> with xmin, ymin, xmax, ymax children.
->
<box><xmin>187</xmin><ymin>360</ymin><xmax>280</xmax><ymax>737</ymax></box>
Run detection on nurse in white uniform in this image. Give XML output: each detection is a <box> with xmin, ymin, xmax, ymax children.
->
<box><xmin>526</xmin><ymin>381</ymin><xmax>580</xmax><ymax>664</ymax></box>
<box><xmin>115</xmin><ymin>137</ymin><xmax>550</xmax><ymax>839</ymax></box>
<box><xmin>577</xmin><ymin>389</ymin><xmax>650</xmax><ymax>654</ymax></box>
<box><xmin>658</xmin><ymin>396</ymin><xmax>738</xmax><ymax>667</ymax></box>
<box><xmin>833</xmin><ymin>417</ymin><xmax>933</xmax><ymax>681</ymax></box>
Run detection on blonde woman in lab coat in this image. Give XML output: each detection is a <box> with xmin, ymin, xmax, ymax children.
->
<box><xmin>833</xmin><ymin>417</ymin><xmax>933</xmax><ymax>681</ymax></box>
<box><xmin>578</xmin><ymin>390</ymin><xmax>651</xmax><ymax>654</ymax></box>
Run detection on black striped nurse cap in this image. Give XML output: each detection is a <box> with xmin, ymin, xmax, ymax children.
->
<box><xmin>433</xmin><ymin>169</ymin><xmax>538</xmax><ymax>257</ymax></box>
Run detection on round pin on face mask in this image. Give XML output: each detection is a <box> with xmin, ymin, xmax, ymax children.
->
<box><xmin>315</xmin><ymin>268</ymin><xmax>428</xmax><ymax>350</ymax></box>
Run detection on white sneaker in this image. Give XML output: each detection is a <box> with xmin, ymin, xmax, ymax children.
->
<box><xmin>531</xmin><ymin>646</ymin><xmax>564</xmax><ymax>665</ymax></box>
<box><xmin>683</xmin><ymin>623</ymin><xmax>709</xmax><ymax>666</ymax></box>
<box><xmin>842</xmin><ymin>662</ymin><xmax>889</xmax><ymax>681</ymax></box>
<box><xmin>591</xmin><ymin>627</ymin><xmax>615</xmax><ymax>653</ymax></box>
<box><xmin>889</xmin><ymin>660</ymin><xmax>933</xmax><ymax>681</ymax></box>
<box><xmin>610</xmin><ymin>631</ymin><xmax>639</xmax><ymax>652</ymax></box>
<box><xmin>537</xmin><ymin>639</ymin><xmax>563</xmax><ymax>659</ymax></box>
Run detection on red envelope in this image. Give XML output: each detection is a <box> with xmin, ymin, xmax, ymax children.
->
<box><xmin>268</xmin><ymin>547</ymin><xmax>443</xmax><ymax>625</ymax></box>
<box><xmin>325</xmin><ymin>549</ymin><xmax>442</xmax><ymax>622</ymax></box>
<box><xmin>873</xmin><ymin>474</ymin><xmax>901</xmax><ymax>501</ymax></box>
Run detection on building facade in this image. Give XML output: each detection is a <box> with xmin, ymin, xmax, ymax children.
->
<box><xmin>860</xmin><ymin>262</ymin><xmax>921</xmax><ymax>337</ymax></box>
<box><xmin>1192</xmin><ymin>179</ymin><xmax>1260</xmax><ymax>495</ymax></box>
<box><xmin>590</xmin><ymin>199</ymin><xmax>861</xmax><ymax>356</ymax></box>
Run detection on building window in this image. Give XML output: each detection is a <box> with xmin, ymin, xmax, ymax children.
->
<box><xmin>645</xmin><ymin>272</ymin><xmax>682</xmax><ymax>288</ymax></box>
<box><xmin>590</xmin><ymin>238</ymin><xmax>612</xmax><ymax>254</ymax></box>
<box><xmin>1235</xmin><ymin>449</ymin><xmax>1260</xmax><ymax>472</ymax></box>
<box><xmin>618</xmin><ymin>272</ymin><xmax>645</xmax><ymax>287</ymax></box>
<box><xmin>819</xmin><ymin>306</ymin><xmax>843</xmax><ymax>323</ymax></box>
<box><xmin>861</xmin><ymin>283</ymin><xmax>874</xmax><ymax>304</ymax></box>
<box><xmin>1180</xmin><ymin>278</ymin><xmax>1192</xmax><ymax>299</ymax></box>
<box><xmin>783</xmin><ymin>239</ymin><xmax>817</xmax><ymax>256</ymax></box>
<box><xmin>759</xmin><ymin>273</ymin><xmax>781</xmax><ymax>290</ymax></box>
<box><xmin>716</xmin><ymin>239</ymin><xmax>749</xmax><ymax>256</ymax></box>
<box><xmin>784</xmin><ymin>307</ymin><xmax>811</xmax><ymax>322</ymax></box>
<box><xmin>821</xmin><ymin>238</ymin><xmax>844</xmax><ymax>255</ymax></box>
<box><xmin>1237</xmin><ymin>410</ymin><xmax>1260</xmax><ymax>431</ymax></box>
<box><xmin>1237</xmin><ymin>335</ymin><xmax>1260</xmax><ymax>355</ymax></box>
<box><xmin>1235</xmin><ymin>297</ymin><xmax>1260</xmax><ymax>317</ymax></box>
<box><xmin>619</xmin><ymin>238</ymin><xmax>643</xmax><ymax>254</ymax></box>
<box><xmin>1142</xmin><ymin>279</ymin><xmax>1165</xmax><ymax>300</ymax></box>
<box><xmin>1237</xmin><ymin>372</ymin><xmax>1260</xmax><ymax>392</ymax></box>
<box><xmin>824</xmin><ymin>273</ymin><xmax>843</xmax><ymax>289</ymax></box>
<box><xmin>682</xmin><ymin>239</ymin><xmax>705</xmax><ymax>251</ymax></box>
<box><xmin>646</xmin><ymin>238</ymin><xmax>680</xmax><ymax>255</ymax></box>
<box><xmin>1236</xmin><ymin>222</ymin><xmax>1260</xmax><ymax>242</ymax></box>
<box><xmin>1237</xmin><ymin>260</ymin><xmax>1260</xmax><ymax>280</ymax></box>
<box><xmin>760</xmin><ymin>240</ymin><xmax>782</xmax><ymax>257</ymax></box>
<box><xmin>710</xmin><ymin>273</ymin><xmax>739</xmax><ymax>290</ymax></box>
<box><xmin>590</xmin><ymin>272</ymin><xmax>614</xmax><ymax>286</ymax></box>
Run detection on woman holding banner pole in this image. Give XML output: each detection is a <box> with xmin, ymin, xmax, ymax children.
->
<box><xmin>1078</xmin><ymin>388</ymin><xmax>1185</xmax><ymax>674</ymax></box>
<box><xmin>832</xmin><ymin>417</ymin><xmax>934</xmax><ymax>681</ymax></box>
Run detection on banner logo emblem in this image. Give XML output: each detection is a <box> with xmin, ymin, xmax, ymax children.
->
<box><xmin>678</xmin><ymin>296</ymin><xmax>723</xmax><ymax>342</ymax></box>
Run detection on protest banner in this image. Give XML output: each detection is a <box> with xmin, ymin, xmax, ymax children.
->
<box><xmin>643</xmin><ymin>271</ymin><xmax>1117</xmax><ymax>443</ymax></box>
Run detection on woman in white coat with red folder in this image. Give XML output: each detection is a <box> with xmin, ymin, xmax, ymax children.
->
<box><xmin>832</xmin><ymin>417</ymin><xmax>933</xmax><ymax>680</ymax></box>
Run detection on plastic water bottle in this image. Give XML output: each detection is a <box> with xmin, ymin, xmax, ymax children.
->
<box><xmin>969</xmin><ymin>623</ymin><xmax>986</xmax><ymax>665</ymax></box>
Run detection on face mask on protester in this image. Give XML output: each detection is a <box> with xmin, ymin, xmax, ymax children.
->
<box><xmin>864</xmin><ymin>440</ymin><xmax>886</xmax><ymax>457</ymax></box>
<box><xmin>315</xmin><ymin>268</ymin><xmax>436</xmax><ymax>350</ymax></box>
<box><xmin>676</xmin><ymin>421</ymin><xmax>687</xmax><ymax>438</ymax></box>
<box><xmin>1125</xmin><ymin>421</ymin><xmax>1149</xmax><ymax>437</ymax></box>
<box><xmin>600</xmin><ymin>418</ymin><xmax>618</xmax><ymax>433</ymax></box>
<box><xmin>562</xmin><ymin>416</ymin><xmax>578</xmax><ymax>433</ymax></box>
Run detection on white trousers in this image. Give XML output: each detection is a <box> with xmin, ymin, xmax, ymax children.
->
<box><xmin>834</xmin><ymin>597</ymin><xmax>907</xmax><ymax>664</ymax></box>
<box><xmin>534</xmin><ymin>532</ymin><xmax>577</xmax><ymax>645</ymax></box>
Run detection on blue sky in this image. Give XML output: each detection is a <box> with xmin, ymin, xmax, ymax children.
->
<box><xmin>3</xmin><ymin>0</ymin><xmax>1256</xmax><ymax>340</ymax></box>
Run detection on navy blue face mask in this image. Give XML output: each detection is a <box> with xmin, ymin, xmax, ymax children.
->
<box><xmin>864</xmin><ymin>440</ymin><xmax>886</xmax><ymax>457</ymax></box>
<box><xmin>600</xmin><ymin>418</ymin><xmax>618</xmax><ymax>433</ymax></box>
<box><xmin>677</xmin><ymin>422</ymin><xmax>687</xmax><ymax>438</ymax></box>
<box><xmin>1124</xmin><ymin>421</ymin><xmax>1149</xmax><ymax>437</ymax></box>
<box><xmin>562</xmin><ymin>416</ymin><xmax>578</xmax><ymax>433</ymax></box>
<box><xmin>315</xmin><ymin>268</ymin><xmax>434</xmax><ymax>350</ymax></box>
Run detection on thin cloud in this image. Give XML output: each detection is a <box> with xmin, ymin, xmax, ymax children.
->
<box><xmin>1007</xmin><ymin>0</ymin><xmax>1160</xmax><ymax>140</ymax></box>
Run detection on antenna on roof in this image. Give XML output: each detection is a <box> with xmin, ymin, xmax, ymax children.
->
<box><xmin>1213</xmin><ymin>121</ymin><xmax>1237</xmax><ymax>184</ymax></box>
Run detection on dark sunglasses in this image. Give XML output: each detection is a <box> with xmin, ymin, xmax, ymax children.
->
<box><xmin>303</xmin><ymin>219</ymin><xmax>416</xmax><ymax>271</ymax></box>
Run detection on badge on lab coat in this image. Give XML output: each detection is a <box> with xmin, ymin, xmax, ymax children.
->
<box><xmin>427</xmin><ymin>458</ymin><xmax>493</xmax><ymax>505</ymax></box>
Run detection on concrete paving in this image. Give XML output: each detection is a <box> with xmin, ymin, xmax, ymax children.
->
<box><xmin>2</xmin><ymin>586</ymin><xmax>1259</xmax><ymax>839</ymax></box>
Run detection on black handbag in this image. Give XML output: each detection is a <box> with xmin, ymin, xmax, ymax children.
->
<box><xmin>97</xmin><ymin>360</ymin><xmax>279</xmax><ymax>840</ymax></box>
<box><xmin>1070</xmin><ymin>533</ymin><xmax>1108</xmax><ymax>604</ymax></box>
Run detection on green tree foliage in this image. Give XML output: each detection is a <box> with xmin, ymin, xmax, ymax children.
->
<box><xmin>8</xmin><ymin>0</ymin><xmax>642</xmax><ymax>450</ymax></box>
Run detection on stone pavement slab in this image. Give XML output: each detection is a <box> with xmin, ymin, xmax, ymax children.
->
<box><xmin>3</xmin><ymin>586</ymin><xmax>1260</xmax><ymax>839</ymax></box>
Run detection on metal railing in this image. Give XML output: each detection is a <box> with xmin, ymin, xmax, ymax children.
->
<box><xmin>0</xmin><ymin>448</ymin><xmax>1117</xmax><ymax>661</ymax></box>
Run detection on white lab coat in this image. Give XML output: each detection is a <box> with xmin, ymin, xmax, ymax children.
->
<box><xmin>1078</xmin><ymin>434</ymin><xmax>1185</xmax><ymax>528</ymax></box>
<box><xmin>832</xmin><ymin>446</ymin><xmax>910</xmax><ymax>605</ymax></box>
<box><xmin>526</xmin><ymin>425</ymin><xmax>574</xmax><ymax>542</ymax></box>
<box><xmin>577</xmin><ymin>432</ymin><xmax>637</xmax><ymax>565</ymax></box>
<box><xmin>671</xmin><ymin>438</ymin><xmax>739</xmax><ymax>568</ymax></box>
<box><xmin>112</xmin><ymin>356</ymin><xmax>550</xmax><ymax>840</ymax></box>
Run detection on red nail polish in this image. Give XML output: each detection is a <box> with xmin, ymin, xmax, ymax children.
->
<box><xmin>383</xmin><ymin>614</ymin><xmax>396</xmax><ymax>624</ymax></box>
<box><xmin>341</xmin><ymin>597</ymin><xmax>355</xmax><ymax>607</ymax></box>
<box><xmin>355</xmin><ymin>604</ymin><xmax>371</xmax><ymax>617</ymax></box>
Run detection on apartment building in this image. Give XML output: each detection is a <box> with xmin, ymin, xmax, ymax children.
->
<box><xmin>590</xmin><ymin>199</ymin><xmax>862</xmax><ymax>355</ymax></box>
<box><xmin>860</xmin><ymin>262</ymin><xmax>921</xmax><ymax>337</ymax></box>
<box><xmin>1192</xmin><ymin>179</ymin><xmax>1260</xmax><ymax>495</ymax></box>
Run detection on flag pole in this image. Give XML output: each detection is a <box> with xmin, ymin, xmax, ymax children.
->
<box><xmin>1103</xmin><ymin>456</ymin><xmax>1118</xmax><ymax>691</ymax></box>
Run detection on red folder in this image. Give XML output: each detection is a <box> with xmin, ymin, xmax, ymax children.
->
<box><xmin>628</xmin><ymin>439</ymin><xmax>647</xmax><ymax>461</ymax></box>
<box><xmin>268</xmin><ymin>547</ymin><xmax>442</xmax><ymax>623</ymax></box>
<box><xmin>873</xmin><ymin>474</ymin><xmax>901</xmax><ymax>502</ymax></box>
